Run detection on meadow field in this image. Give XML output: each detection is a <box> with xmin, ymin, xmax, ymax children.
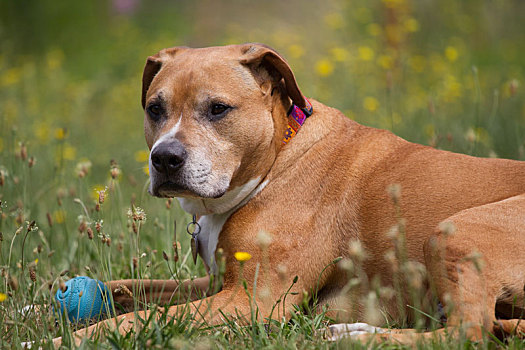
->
<box><xmin>1</xmin><ymin>0</ymin><xmax>524</xmax><ymax>348</ymax></box>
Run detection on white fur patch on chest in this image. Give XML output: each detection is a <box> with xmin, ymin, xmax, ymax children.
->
<box><xmin>185</xmin><ymin>177</ymin><xmax>268</xmax><ymax>274</ymax></box>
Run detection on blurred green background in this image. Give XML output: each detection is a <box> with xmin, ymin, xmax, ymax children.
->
<box><xmin>1</xmin><ymin>0</ymin><xmax>524</xmax><ymax>276</ymax></box>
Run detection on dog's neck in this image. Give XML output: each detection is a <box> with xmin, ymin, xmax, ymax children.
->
<box><xmin>177</xmin><ymin>176</ymin><xmax>266</xmax><ymax>215</ymax></box>
<box><xmin>178</xmin><ymin>177</ymin><xmax>269</xmax><ymax>273</ymax></box>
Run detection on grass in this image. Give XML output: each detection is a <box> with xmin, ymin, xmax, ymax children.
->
<box><xmin>1</xmin><ymin>0</ymin><xmax>525</xmax><ymax>348</ymax></box>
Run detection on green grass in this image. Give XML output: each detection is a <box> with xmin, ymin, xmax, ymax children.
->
<box><xmin>1</xmin><ymin>0</ymin><xmax>525</xmax><ymax>348</ymax></box>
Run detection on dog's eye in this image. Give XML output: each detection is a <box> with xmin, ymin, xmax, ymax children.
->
<box><xmin>210</xmin><ymin>103</ymin><xmax>230</xmax><ymax>116</ymax></box>
<box><xmin>147</xmin><ymin>104</ymin><xmax>163</xmax><ymax>121</ymax></box>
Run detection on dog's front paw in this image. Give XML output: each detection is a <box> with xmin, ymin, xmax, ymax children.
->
<box><xmin>327</xmin><ymin>322</ymin><xmax>387</xmax><ymax>341</ymax></box>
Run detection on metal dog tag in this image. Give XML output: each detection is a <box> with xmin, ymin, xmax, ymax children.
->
<box><xmin>187</xmin><ymin>214</ymin><xmax>201</xmax><ymax>265</ymax></box>
<box><xmin>191</xmin><ymin>234</ymin><xmax>199</xmax><ymax>264</ymax></box>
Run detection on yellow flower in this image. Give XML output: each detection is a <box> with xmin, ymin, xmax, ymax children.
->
<box><xmin>92</xmin><ymin>185</ymin><xmax>106</xmax><ymax>202</ymax></box>
<box><xmin>403</xmin><ymin>18</ymin><xmax>419</xmax><ymax>33</ymax></box>
<box><xmin>315</xmin><ymin>59</ymin><xmax>334</xmax><ymax>77</ymax></box>
<box><xmin>46</xmin><ymin>49</ymin><xmax>64</xmax><ymax>70</ymax></box>
<box><xmin>63</xmin><ymin>144</ymin><xmax>77</xmax><ymax>160</ymax></box>
<box><xmin>331</xmin><ymin>47</ymin><xmax>350</xmax><ymax>62</ymax></box>
<box><xmin>54</xmin><ymin>128</ymin><xmax>67</xmax><ymax>140</ymax></box>
<box><xmin>288</xmin><ymin>44</ymin><xmax>304</xmax><ymax>59</ymax></box>
<box><xmin>1</xmin><ymin>67</ymin><xmax>22</xmax><ymax>87</ymax></box>
<box><xmin>363</xmin><ymin>97</ymin><xmax>379</xmax><ymax>112</ymax></box>
<box><xmin>35</xmin><ymin>258</ymin><xmax>39</xmax><ymax>265</ymax></box>
<box><xmin>134</xmin><ymin>150</ymin><xmax>150</xmax><ymax>163</ymax></box>
<box><xmin>0</xmin><ymin>293</ymin><xmax>7</xmax><ymax>302</ymax></box>
<box><xmin>234</xmin><ymin>252</ymin><xmax>252</xmax><ymax>262</ymax></box>
<box><xmin>377</xmin><ymin>55</ymin><xmax>394</xmax><ymax>69</ymax></box>
<box><xmin>358</xmin><ymin>46</ymin><xmax>375</xmax><ymax>61</ymax></box>
<box><xmin>54</xmin><ymin>210</ymin><xmax>66</xmax><ymax>224</ymax></box>
<box><xmin>143</xmin><ymin>165</ymin><xmax>150</xmax><ymax>176</ymax></box>
<box><xmin>445</xmin><ymin>46</ymin><xmax>458</xmax><ymax>62</ymax></box>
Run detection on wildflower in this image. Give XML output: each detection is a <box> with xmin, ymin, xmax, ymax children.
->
<box><xmin>377</xmin><ymin>55</ymin><xmax>393</xmax><ymax>69</ymax></box>
<box><xmin>348</xmin><ymin>240</ymin><xmax>367</xmax><ymax>261</ymax></box>
<box><xmin>234</xmin><ymin>251</ymin><xmax>252</xmax><ymax>262</ymax></box>
<box><xmin>315</xmin><ymin>59</ymin><xmax>334</xmax><ymax>77</ymax></box>
<box><xmin>54</xmin><ymin>128</ymin><xmax>67</xmax><ymax>140</ymax></box>
<box><xmin>134</xmin><ymin>150</ymin><xmax>149</xmax><ymax>163</ymax></box>
<box><xmin>110</xmin><ymin>159</ymin><xmax>121</xmax><ymax>179</ymax></box>
<box><xmin>0</xmin><ymin>293</ymin><xmax>7</xmax><ymax>302</ymax></box>
<box><xmin>63</xmin><ymin>144</ymin><xmax>76</xmax><ymax>160</ymax></box>
<box><xmin>438</xmin><ymin>221</ymin><xmax>456</xmax><ymax>236</ymax></box>
<box><xmin>363</xmin><ymin>97</ymin><xmax>379</xmax><ymax>112</ymax></box>
<box><xmin>87</xmin><ymin>227</ymin><xmax>94</xmax><ymax>240</ymax></box>
<box><xmin>277</xmin><ymin>264</ymin><xmax>288</xmax><ymax>281</ymax></box>
<box><xmin>403</xmin><ymin>18</ymin><xmax>419</xmax><ymax>33</ymax></box>
<box><xmin>127</xmin><ymin>206</ymin><xmax>146</xmax><ymax>222</ymax></box>
<box><xmin>358</xmin><ymin>46</ymin><xmax>375</xmax><ymax>61</ymax></box>
<box><xmin>28</xmin><ymin>156</ymin><xmax>36</xmax><ymax>168</ymax></box>
<box><xmin>95</xmin><ymin>220</ymin><xmax>102</xmax><ymax>233</ymax></box>
<box><xmin>288</xmin><ymin>44</ymin><xmax>304</xmax><ymax>59</ymax></box>
<box><xmin>387</xmin><ymin>183</ymin><xmax>401</xmax><ymax>204</ymax></box>
<box><xmin>331</xmin><ymin>47</ymin><xmax>350</xmax><ymax>62</ymax></box>
<box><xmin>75</xmin><ymin>160</ymin><xmax>92</xmax><ymax>178</ymax></box>
<box><xmin>29</xmin><ymin>266</ymin><xmax>36</xmax><ymax>282</ymax></box>
<box><xmin>445</xmin><ymin>46</ymin><xmax>458</xmax><ymax>62</ymax></box>
<box><xmin>143</xmin><ymin>165</ymin><xmax>150</xmax><ymax>176</ymax></box>
<box><xmin>256</xmin><ymin>230</ymin><xmax>272</xmax><ymax>249</ymax></box>
<box><xmin>97</xmin><ymin>188</ymin><xmax>106</xmax><ymax>204</ymax></box>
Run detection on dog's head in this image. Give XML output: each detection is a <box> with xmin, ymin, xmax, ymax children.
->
<box><xmin>142</xmin><ymin>43</ymin><xmax>307</xmax><ymax>214</ymax></box>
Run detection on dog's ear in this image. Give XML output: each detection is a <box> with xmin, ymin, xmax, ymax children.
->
<box><xmin>240</xmin><ymin>43</ymin><xmax>307</xmax><ymax>109</ymax></box>
<box><xmin>142</xmin><ymin>55</ymin><xmax>162</xmax><ymax>109</ymax></box>
<box><xmin>142</xmin><ymin>47</ymin><xmax>184</xmax><ymax>109</ymax></box>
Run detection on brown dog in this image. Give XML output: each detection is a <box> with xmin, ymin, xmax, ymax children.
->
<box><xmin>54</xmin><ymin>43</ymin><xmax>525</xmax><ymax>346</ymax></box>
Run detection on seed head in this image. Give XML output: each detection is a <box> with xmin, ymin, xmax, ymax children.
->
<box><xmin>46</xmin><ymin>212</ymin><xmax>53</xmax><ymax>227</ymax></box>
<box><xmin>78</xmin><ymin>220</ymin><xmax>87</xmax><ymax>234</ymax></box>
<box><xmin>29</xmin><ymin>266</ymin><xmax>36</xmax><ymax>282</ymax></box>
<box><xmin>256</xmin><ymin>230</ymin><xmax>272</xmax><ymax>249</ymax></box>
<box><xmin>438</xmin><ymin>221</ymin><xmax>456</xmax><ymax>236</ymax></box>
<box><xmin>20</xmin><ymin>143</ymin><xmax>27</xmax><ymax>161</ymax></box>
<box><xmin>348</xmin><ymin>240</ymin><xmax>367</xmax><ymax>261</ymax></box>
<box><xmin>28</xmin><ymin>156</ymin><xmax>35</xmax><ymax>168</ymax></box>
<box><xmin>387</xmin><ymin>183</ymin><xmax>401</xmax><ymax>204</ymax></box>
<box><xmin>87</xmin><ymin>227</ymin><xmax>94</xmax><ymax>240</ymax></box>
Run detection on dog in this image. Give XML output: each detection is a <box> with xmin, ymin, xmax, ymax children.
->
<box><xmin>53</xmin><ymin>43</ymin><xmax>525</xmax><ymax>346</ymax></box>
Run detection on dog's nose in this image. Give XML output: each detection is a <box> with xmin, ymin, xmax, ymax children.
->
<box><xmin>150</xmin><ymin>140</ymin><xmax>187</xmax><ymax>174</ymax></box>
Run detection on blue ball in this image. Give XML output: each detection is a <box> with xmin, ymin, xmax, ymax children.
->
<box><xmin>55</xmin><ymin>276</ymin><xmax>112</xmax><ymax>323</ymax></box>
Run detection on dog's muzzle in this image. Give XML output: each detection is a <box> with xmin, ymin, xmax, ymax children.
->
<box><xmin>151</xmin><ymin>139</ymin><xmax>187</xmax><ymax>174</ymax></box>
<box><xmin>149</xmin><ymin>139</ymin><xmax>189</xmax><ymax>196</ymax></box>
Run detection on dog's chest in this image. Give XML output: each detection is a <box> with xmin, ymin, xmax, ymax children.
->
<box><xmin>196</xmin><ymin>212</ymin><xmax>231</xmax><ymax>274</ymax></box>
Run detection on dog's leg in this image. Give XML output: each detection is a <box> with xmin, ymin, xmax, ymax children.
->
<box><xmin>52</xmin><ymin>282</ymin><xmax>285</xmax><ymax>347</ymax></box>
<box><xmin>494</xmin><ymin>319</ymin><xmax>525</xmax><ymax>338</ymax></box>
<box><xmin>107</xmin><ymin>276</ymin><xmax>214</xmax><ymax>312</ymax></box>
<box><xmin>329</xmin><ymin>194</ymin><xmax>525</xmax><ymax>345</ymax></box>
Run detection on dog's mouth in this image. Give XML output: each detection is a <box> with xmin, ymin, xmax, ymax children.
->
<box><xmin>153</xmin><ymin>181</ymin><xmax>189</xmax><ymax>198</ymax></box>
<box><xmin>152</xmin><ymin>181</ymin><xmax>227</xmax><ymax>199</ymax></box>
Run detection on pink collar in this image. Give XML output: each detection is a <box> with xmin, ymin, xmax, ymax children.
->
<box><xmin>282</xmin><ymin>99</ymin><xmax>313</xmax><ymax>144</ymax></box>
